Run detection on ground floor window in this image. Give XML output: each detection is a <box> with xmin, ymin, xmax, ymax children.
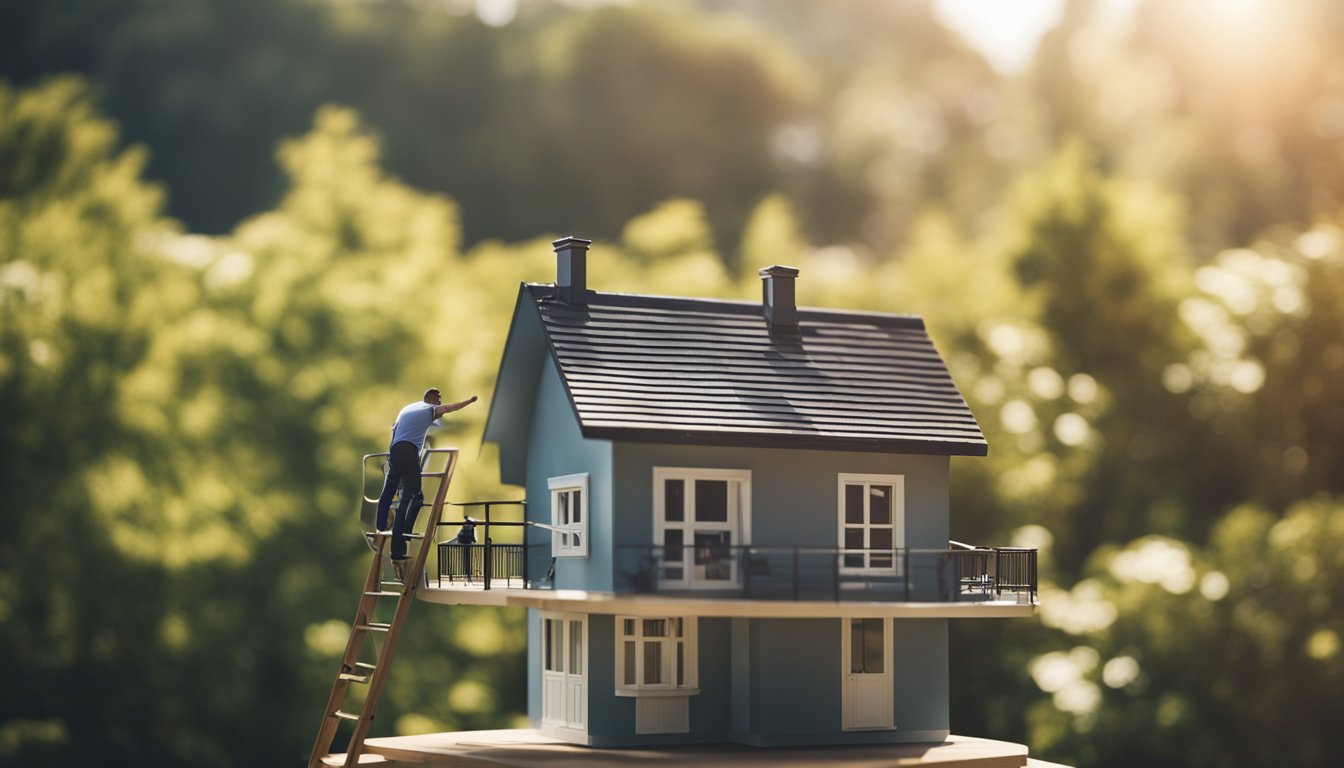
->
<box><xmin>614</xmin><ymin>616</ymin><xmax>699</xmax><ymax>693</ymax></box>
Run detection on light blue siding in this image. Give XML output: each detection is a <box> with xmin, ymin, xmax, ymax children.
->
<box><xmin>581</xmin><ymin>616</ymin><xmax>732</xmax><ymax>747</ymax></box>
<box><xmin>890</xmin><ymin>619</ymin><xmax>949</xmax><ymax>735</ymax></box>
<box><xmin>727</xmin><ymin>617</ymin><xmax>948</xmax><ymax>747</ymax></box>
<box><xmin>611</xmin><ymin>442</ymin><xmax>950</xmax><ymax>553</ymax></box>
<box><xmin>522</xmin><ymin>355</ymin><xmax>613</xmax><ymax>591</ymax></box>
<box><xmin>522</xmin><ymin>382</ymin><xmax>957</xmax><ymax>747</ymax></box>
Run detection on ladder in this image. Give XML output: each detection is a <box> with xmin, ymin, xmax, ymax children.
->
<box><xmin>308</xmin><ymin>447</ymin><xmax>459</xmax><ymax>768</ymax></box>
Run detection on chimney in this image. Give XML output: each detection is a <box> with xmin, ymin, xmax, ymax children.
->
<box><xmin>759</xmin><ymin>265</ymin><xmax>799</xmax><ymax>330</ymax></box>
<box><xmin>553</xmin><ymin>236</ymin><xmax>592</xmax><ymax>305</ymax></box>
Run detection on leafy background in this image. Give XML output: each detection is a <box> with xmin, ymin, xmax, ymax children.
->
<box><xmin>2</xmin><ymin>1</ymin><xmax>1343</xmax><ymax>766</ymax></box>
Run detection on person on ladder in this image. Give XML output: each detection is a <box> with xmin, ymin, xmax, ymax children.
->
<box><xmin>377</xmin><ymin>387</ymin><xmax>477</xmax><ymax>577</ymax></box>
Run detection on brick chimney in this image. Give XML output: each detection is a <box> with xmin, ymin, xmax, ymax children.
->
<box><xmin>553</xmin><ymin>236</ymin><xmax>592</xmax><ymax>305</ymax></box>
<box><xmin>759</xmin><ymin>265</ymin><xmax>799</xmax><ymax>330</ymax></box>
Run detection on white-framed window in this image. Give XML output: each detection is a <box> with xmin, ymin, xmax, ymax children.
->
<box><xmin>615</xmin><ymin>616</ymin><xmax>699</xmax><ymax>695</ymax></box>
<box><xmin>838</xmin><ymin>474</ymin><xmax>905</xmax><ymax>574</ymax></box>
<box><xmin>653</xmin><ymin>467</ymin><xmax>750</xmax><ymax>587</ymax></box>
<box><xmin>549</xmin><ymin>473</ymin><xmax>588</xmax><ymax>557</ymax></box>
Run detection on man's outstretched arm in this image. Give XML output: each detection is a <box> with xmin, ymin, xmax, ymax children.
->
<box><xmin>434</xmin><ymin>395</ymin><xmax>478</xmax><ymax>417</ymax></box>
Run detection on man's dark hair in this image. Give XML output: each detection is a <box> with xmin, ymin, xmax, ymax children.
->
<box><xmin>424</xmin><ymin>387</ymin><xmax>441</xmax><ymax>400</ymax></box>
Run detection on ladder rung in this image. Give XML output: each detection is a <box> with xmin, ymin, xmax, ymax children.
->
<box><xmin>363</xmin><ymin>591</ymin><xmax>401</xmax><ymax>598</ymax></box>
<box><xmin>354</xmin><ymin>622</ymin><xmax>392</xmax><ymax>633</ymax></box>
<box><xmin>364</xmin><ymin>530</ymin><xmax>425</xmax><ymax>540</ymax></box>
<box><xmin>354</xmin><ymin>662</ymin><xmax>377</xmax><ymax>671</ymax></box>
<box><xmin>331</xmin><ymin>710</ymin><xmax>364</xmax><ymax>722</ymax></box>
<box><xmin>338</xmin><ymin>672</ymin><xmax>371</xmax><ymax>684</ymax></box>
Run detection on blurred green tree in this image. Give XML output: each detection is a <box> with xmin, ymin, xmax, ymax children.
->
<box><xmin>1018</xmin><ymin>497</ymin><xmax>1344</xmax><ymax>767</ymax></box>
<box><xmin>0</xmin><ymin>82</ymin><xmax>530</xmax><ymax>766</ymax></box>
<box><xmin>0</xmin><ymin>75</ymin><xmax>183</xmax><ymax>767</ymax></box>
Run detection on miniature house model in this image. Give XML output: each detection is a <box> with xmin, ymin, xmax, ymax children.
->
<box><xmin>423</xmin><ymin>236</ymin><xmax>1037</xmax><ymax>750</ymax></box>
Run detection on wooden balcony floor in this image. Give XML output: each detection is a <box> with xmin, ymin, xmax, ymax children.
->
<box><xmin>416</xmin><ymin>582</ymin><xmax>1037</xmax><ymax>619</ymax></box>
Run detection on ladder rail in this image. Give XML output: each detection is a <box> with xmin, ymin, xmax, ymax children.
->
<box><xmin>308</xmin><ymin>447</ymin><xmax>459</xmax><ymax>768</ymax></box>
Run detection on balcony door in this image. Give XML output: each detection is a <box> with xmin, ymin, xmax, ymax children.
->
<box><xmin>653</xmin><ymin>468</ymin><xmax>751</xmax><ymax>588</ymax></box>
<box><xmin>841</xmin><ymin>617</ymin><xmax>894</xmax><ymax>730</ymax></box>
<box><xmin>541</xmin><ymin>613</ymin><xmax>586</xmax><ymax>733</ymax></box>
<box><xmin>838</xmin><ymin>474</ymin><xmax>905</xmax><ymax>575</ymax></box>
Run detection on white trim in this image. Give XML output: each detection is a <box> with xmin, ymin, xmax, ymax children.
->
<box><xmin>540</xmin><ymin>611</ymin><xmax>587</xmax><ymax>733</ymax></box>
<box><xmin>837</xmin><ymin>473</ymin><xmax>905</xmax><ymax>576</ymax></box>
<box><xmin>652</xmin><ymin>467</ymin><xmax>751</xmax><ymax>589</ymax></box>
<box><xmin>422</xmin><ymin>586</ymin><xmax>1039</xmax><ymax>619</ymax></box>
<box><xmin>548</xmin><ymin>473</ymin><xmax>589</xmax><ymax>558</ymax></box>
<box><xmin>614</xmin><ymin>615</ymin><xmax>699</xmax><ymax>695</ymax></box>
<box><xmin>840</xmin><ymin>616</ymin><xmax>895</xmax><ymax>731</ymax></box>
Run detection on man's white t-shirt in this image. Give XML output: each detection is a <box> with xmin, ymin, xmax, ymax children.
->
<box><xmin>389</xmin><ymin>401</ymin><xmax>442</xmax><ymax>450</ymax></box>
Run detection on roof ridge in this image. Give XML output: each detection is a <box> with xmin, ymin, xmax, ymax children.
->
<box><xmin>525</xmin><ymin>283</ymin><xmax>925</xmax><ymax>328</ymax></box>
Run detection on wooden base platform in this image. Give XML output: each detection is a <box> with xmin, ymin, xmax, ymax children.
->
<box><xmin>329</xmin><ymin>729</ymin><xmax>1070</xmax><ymax>768</ymax></box>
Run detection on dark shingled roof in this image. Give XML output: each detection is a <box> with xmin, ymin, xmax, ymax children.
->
<box><xmin>526</xmin><ymin>285</ymin><xmax>987</xmax><ymax>456</ymax></box>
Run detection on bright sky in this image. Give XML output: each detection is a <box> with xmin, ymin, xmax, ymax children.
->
<box><xmin>470</xmin><ymin>0</ymin><xmax>1142</xmax><ymax>73</ymax></box>
<box><xmin>934</xmin><ymin>0</ymin><xmax>1140</xmax><ymax>73</ymax></box>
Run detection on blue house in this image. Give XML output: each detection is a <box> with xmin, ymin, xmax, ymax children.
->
<box><xmin>422</xmin><ymin>236</ymin><xmax>1037</xmax><ymax>750</ymax></box>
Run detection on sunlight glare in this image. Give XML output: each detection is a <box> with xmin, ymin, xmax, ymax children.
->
<box><xmin>934</xmin><ymin>0</ymin><xmax>1064</xmax><ymax>73</ymax></box>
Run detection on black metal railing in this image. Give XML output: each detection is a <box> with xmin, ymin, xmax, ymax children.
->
<box><xmin>426</xmin><ymin>515</ymin><xmax>1036</xmax><ymax>604</ymax></box>
<box><xmin>433</xmin><ymin>500</ymin><xmax>527</xmax><ymax>589</ymax></box>
<box><xmin>438</xmin><ymin>543</ymin><xmax>527</xmax><ymax>587</ymax></box>
<box><xmin>612</xmin><ymin>544</ymin><xmax>1036</xmax><ymax>604</ymax></box>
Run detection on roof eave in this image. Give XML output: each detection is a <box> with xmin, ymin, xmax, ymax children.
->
<box><xmin>579</xmin><ymin>425</ymin><xmax>989</xmax><ymax>457</ymax></box>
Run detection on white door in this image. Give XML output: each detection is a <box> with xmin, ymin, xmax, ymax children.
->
<box><xmin>842</xmin><ymin>617</ymin><xmax>893</xmax><ymax>730</ymax></box>
<box><xmin>541</xmin><ymin>614</ymin><xmax>586</xmax><ymax>732</ymax></box>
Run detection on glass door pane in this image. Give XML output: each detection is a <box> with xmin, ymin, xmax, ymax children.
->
<box><xmin>694</xmin><ymin>480</ymin><xmax>729</xmax><ymax>521</ymax></box>
<box><xmin>850</xmin><ymin>618</ymin><xmax>884</xmax><ymax>674</ymax></box>
<box><xmin>694</xmin><ymin>531</ymin><xmax>732</xmax><ymax>581</ymax></box>
<box><xmin>569</xmin><ymin>621</ymin><xmax>583</xmax><ymax>675</ymax></box>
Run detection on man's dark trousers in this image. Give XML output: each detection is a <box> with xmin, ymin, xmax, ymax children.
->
<box><xmin>376</xmin><ymin>440</ymin><xmax>423</xmax><ymax>560</ymax></box>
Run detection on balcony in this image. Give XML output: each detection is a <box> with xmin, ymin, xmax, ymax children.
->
<box><xmin>426</xmin><ymin>509</ymin><xmax>1035</xmax><ymax>607</ymax></box>
<box><xmin>610</xmin><ymin>544</ymin><xmax>1036</xmax><ymax>604</ymax></box>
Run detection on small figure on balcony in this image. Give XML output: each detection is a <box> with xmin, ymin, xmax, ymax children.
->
<box><xmin>452</xmin><ymin>518</ymin><xmax>477</xmax><ymax>546</ymax></box>
<box><xmin>376</xmin><ymin>388</ymin><xmax>477</xmax><ymax>562</ymax></box>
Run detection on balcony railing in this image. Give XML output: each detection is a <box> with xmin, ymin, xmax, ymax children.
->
<box><xmin>611</xmin><ymin>545</ymin><xmax>1036</xmax><ymax>604</ymax></box>
<box><xmin>432</xmin><ymin>536</ymin><xmax>1035</xmax><ymax>604</ymax></box>
<box><xmin>437</xmin><ymin>543</ymin><xmax>528</xmax><ymax>588</ymax></box>
<box><xmin>433</xmin><ymin>500</ymin><xmax>528</xmax><ymax>590</ymax></box>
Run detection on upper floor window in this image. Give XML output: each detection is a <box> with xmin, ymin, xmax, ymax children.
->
<box><xmin>615</xmin><ymin>616</ymin><xmax>698</xmax><ymax>694</ymax></box>
<box><xmin>549</xmin><ymin>473</ymin><xmax>588</xmax><ymax>557</ymax></box>
<box><xmin>653</xmin><ymin>467</ymin><xmax>751</xmax><ymax>587</ymax></box>
<box><xmin>837</xmin><ymin>474</ymin><xmax>904</xmax><ymax>574</ymax></box>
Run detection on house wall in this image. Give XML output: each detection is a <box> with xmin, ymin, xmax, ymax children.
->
<box><xmin>592</xmin><ymin>443</ymin><xmax>953</xmax><ymax>746</ymax></box>
<box><xmin>522</xmin><ymin>355</ymin><xmax>614</xmax><ymax>591</ymax></box>
<box><xmin>610</xmin><ymin>442</ymin><xmax>950</xmax><ymax>552</ymax></box>
<box><xmin>729</xmin><ymin>617</ymin><xmax>949</xmax><ymax>746</ymax></box>
<box><xmin>522</xmin><ymin>389</ymin><xmax>959</xmax><ymax>743</ymax></box>
<box><xmin>580</xmin><ymin>615</ymin><xmax>734</xmax><ymax>747</ymax></box>
<box><xmin>523</xmin><ymin>356</ymin><xmax>613</xmax><ymax>728</ymax></box>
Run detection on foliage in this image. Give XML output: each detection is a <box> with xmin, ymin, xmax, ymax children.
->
<box><xmin>4</xmin><ymin>2</ymin><xmax>1344</xmax><ymax>767</ymax></box>
<box><xmin>1013</xmin><ymin>496</ymin><xmax>1344</xmax><ymax>767</ymax></box>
